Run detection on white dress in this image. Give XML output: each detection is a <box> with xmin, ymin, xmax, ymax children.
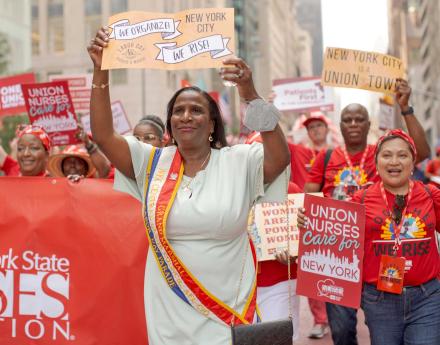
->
<box><xmin>115</xmin><ymin>136</ymin><xmax>287</xmax><ymax>345</ymax></box>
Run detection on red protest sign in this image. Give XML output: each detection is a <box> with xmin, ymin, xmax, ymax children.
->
<box><xmin>48</xmin><ymin>74</ymin><xmax>92</xmax><ymax>113</ymax></box>
<box><xmin>0</xmin><ymin>177</ymin><xmax>148</xmax><ymax>345</ymax></box>
<box><xmin>21</xmin><ymin>81</ymin><xmax>80</xmax><ymax>146</ymax></box>
<box><xmin>297</xmin><ymin>194</ymin><xmax>365</xmax><ymax>308</ymax></box>
<box><xmin>0</xmin><ymin>73</ymin><xmax>36</xmax><ymax>117</ymax></box>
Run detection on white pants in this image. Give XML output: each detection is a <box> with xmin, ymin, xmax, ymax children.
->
<box><xmin>257</xmin><ymin>280</ymin><xmax>300</xmax><ymax>341</ymax></box>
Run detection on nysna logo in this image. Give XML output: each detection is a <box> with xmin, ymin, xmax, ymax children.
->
<box><xmin>333</xmin><ymin>166</ymin><xmax>367</xmax><ymax>187</ymax></box>
<box><xmin>381</xmin><ymin>214</ymin><xmax>426</xmax><ymax>240</ymax></box>
<box><xmin>0</xmin><ymin>248</ymin><xmax>73</xmax><ymax>341</ymax></box>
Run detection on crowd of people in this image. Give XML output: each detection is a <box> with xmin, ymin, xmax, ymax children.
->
<box><xmin>0</xmin><ymin>25</ymin><xmax>439</xmax><ymax>345</ymax></box>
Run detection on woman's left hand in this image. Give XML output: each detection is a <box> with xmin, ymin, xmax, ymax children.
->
<box><xmin>220</xmin><ymin>56</ymin><xmax>260</xmax><ymax>102</ymax></box>
<box><xmin>274</xmin><ymin>250</ymin><xmax>297</xmax><ymax>265</ymax></box>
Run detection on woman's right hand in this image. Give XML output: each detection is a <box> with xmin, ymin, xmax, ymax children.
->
<box><xmin>297</xmin><ymin>207</ymin><xmax>307</xmax><ymax>229</ymax></box>
<box><xmin>87</xmin><ymin>27</ymin><xmax>110</xmax><ymax>69</ymax></box>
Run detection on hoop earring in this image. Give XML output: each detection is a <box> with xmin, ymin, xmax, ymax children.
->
<box><xmin>209</xmin><ymin>135</ymin><xmax>213</xmax><ymax>142</ymax></box>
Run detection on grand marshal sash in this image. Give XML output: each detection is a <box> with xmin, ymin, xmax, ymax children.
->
<box><xmin>143</xmin><ymin>146</ymin><xmax>257</xmax><ymax>325</ymax></box>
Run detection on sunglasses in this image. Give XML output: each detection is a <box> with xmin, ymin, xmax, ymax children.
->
<box><xmin>135</xmin><ymin>134</ymin><xmax>159</xmax><ymax>143</ymax></box>
<box><xmin>392</xmin><ymin>194</ymin><xmax>405</xmax><ymax>225</ymax></box>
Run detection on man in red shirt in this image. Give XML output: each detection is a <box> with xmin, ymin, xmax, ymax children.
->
<box><xmin>288</xmin><ymin>112</ymin><xmax>331</xmax><ymax>338</ymax></box>
<box><xmin>289</xmin><ymin>112</ymin><xmax>329</xmax><ymax>189</ymax></box>
<box><xmin>304</xmin><ymin>79</ymin><xmax>430</xmax><ymax>345</ymax></box>
<box><xmin>425</xmin><ymin>146</ymin><xmax>440</xmax><ymax>187</ymax></box>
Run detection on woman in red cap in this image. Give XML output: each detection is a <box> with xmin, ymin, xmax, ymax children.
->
<box><xmin>299</xmin><ymin>129</ymin><xmax>440</xmax><ymax>345</ymax></box>
<box><xmin>0</xmin><ymin>125</ymin><xmax>51</xmax><ymax>177</ymax></box>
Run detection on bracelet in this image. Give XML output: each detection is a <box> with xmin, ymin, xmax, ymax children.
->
<box><xmin>401</xmin><ymin>106</ymin><xmax>414</xmax><ymax>116</ymax></box>
<box><xmin>92</xmin><ymin>82</ymin><xmax>109</xmax><ymax>89</ymax></box>
<box><xmin>86</xmin><ymin>143</ymin><xmax>98</xmax><ymax>154</ymax></box>
<box><xmin>243</xmin><ymin>98</ymin><xmax>281</xmax><ymax>132</ymax></box>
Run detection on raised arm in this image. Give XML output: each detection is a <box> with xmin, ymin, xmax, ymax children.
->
<box><xmin>395</xmin><ymin>78</ymin><xmax>430</xmax><ymax>163</ymax></box>
<box><xmin>221</xmin><ymin>57</ymin><xmax>290</xmax><ymax>184</ymax></box>
<box><xmin>87</xmin><ymin>27</ymin><xmax>134</xmax><ymax>179</ymax></box>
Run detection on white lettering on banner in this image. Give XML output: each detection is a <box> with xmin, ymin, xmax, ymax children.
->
<box><xmin>1</xmin><ymin>85</ymin><xmax>25</xmax><ymax>109</ymax></box>
<box><xmin>155</xmin><ymin>34</ymin><xmax>231</xmax><ymax>64</ymax></box>
<box><xmin>0</xmin><ymin>248</ymin><xmax>73</xmax><ymax>341</ymax></box>
<box><xmin>109</xmin><ymin>18</ymin><xmax>182</xmax><ymax>40</ymax></box>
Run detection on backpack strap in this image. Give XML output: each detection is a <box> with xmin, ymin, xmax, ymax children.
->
<box><xmin>320</xmin><ymin>149</ymin><xmax>333</xmax><ymax>191</ymax></box>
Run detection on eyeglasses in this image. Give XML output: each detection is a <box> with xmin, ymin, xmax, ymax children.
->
<box><xmin>135</xmin><ymin>134</ymin><xmax>159</xmax><ymax>143</ymax></box>
<box><xmin>392</xmin><ymin>194</ymin><xmax>405</xmax><ymax>225</ymax></box>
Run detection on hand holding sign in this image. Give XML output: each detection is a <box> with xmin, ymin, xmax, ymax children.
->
<box><xmin>87</xmin><ymin>27</ymin><xmax>110</xmax><ymax>69</ymax></box>
<box><xmin>395</xmin><ymin>78</ymin><xmax>412</xmax><ymax>113</ymax></box>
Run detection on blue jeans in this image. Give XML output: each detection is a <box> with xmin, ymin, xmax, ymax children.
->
<box><xmin>361</xmin><ymin>279</ymin><xmax>440</xmax><ymax>345</ymax></box>
<box><xmin>326</xmin><ymin>303</ymin><xmax>358</xmax><ymax>345</ymax></box>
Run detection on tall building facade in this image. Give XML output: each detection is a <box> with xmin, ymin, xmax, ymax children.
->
<box><xmin>295</xmin><ymin>0</ymin><xmax>323</xmax><ymax>76</ymax></box>
<box><xmin>388</xmin><ymin>0</ymin><xmax>440</xmax><ymax>149</ymax></box>
<box><xmin>0</xmin><ymin>0</ymin><xmax>31</xmax><ymax>75</ymax></box>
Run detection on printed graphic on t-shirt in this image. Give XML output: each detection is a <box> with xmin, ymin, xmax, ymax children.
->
<box><xmin>332</xmin><ymin>166</ymin><xmax>367</xmax><ymax>200</ymax></box>
<box><xmin>381</xmin><ymin>214</ymin><xmax>427</xmax><ymax>240</ymax></box>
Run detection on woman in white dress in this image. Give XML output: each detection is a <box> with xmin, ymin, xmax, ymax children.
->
<box><xmin>87</xmin><ymin>27</ymin><xmax>290</xmax><ymax>345</ymax></box>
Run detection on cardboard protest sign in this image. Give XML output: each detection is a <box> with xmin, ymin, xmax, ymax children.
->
<box><xmin>248</xmin><ymin>193</ymin><xmax>322</xmax><ymax>261</ymax></box>
<box><xmin>272</xmin><ymin>77</ymin><xmax>334</xmax><ymax>112</ymax></box>
<box><xmin>297</xmin><ymin>194</ymin><xmax>365</xmax><ymax>308</ymax></box>
<box><xmin>49</xmin><ymin>74</ymin><xmax>92</xmax><ymax>112</ymax></box>
<box><xmin>0</xmin><ymin>73</ymin><xmax>36</xmax><ymax>117</ymax></box>
<box><xmin>321</xmin><ymin>47</ymin><xmax>404</xmax><ymax>94</ymax></box>
<box><xmin>0</xmin><ymin>177</ymin><xmax>148</xmax><ymax>345</ymax></box>
<box><xmin>378</xmin><ymin>99</ymin><xmax>395</xmax><ymax>130</ymax></box>
<box><xmin>21</xmin><ymin>81</ymin><xmax>80</xmax><ymax>146</ymax></box>
<box><xmin>81</xmin><ymin>100</ymin><xmax>131</xmax><ymax>135</ymax></box>
<box><xmin>102</xmin><ymin>8</ymin><xmax>234</xmax><ymax>70</ymax></box>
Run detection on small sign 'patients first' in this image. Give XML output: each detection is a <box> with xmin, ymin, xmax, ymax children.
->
<box><xmin>321</xmin><ymin>47</ymin><xmax>404</xmax><ymax>94</ymax></box>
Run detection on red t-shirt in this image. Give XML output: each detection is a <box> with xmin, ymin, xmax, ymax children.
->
<box><xmin>307</xmin><ymin>145</ymin><xmax>379</xmax><ymax>199</ymax></box>
<box><xmin>1</xmin><ymin>155</ymin><xmax>20</xmax><ymax>176</ymax></box>
<box><xmin>288</xmin><ymin>143</ymin><xmax>320</xmax><ymax>190</ymax></box>
<box><xmin>426</xmin><ymin>159</ymin><xmax>440</xmax><ymax>187</ymax></box>
<box><xmin>257</xmin><ymin>182</ymin><xmax>300</xmax><ymax>287</ymax></box>
<box><xmin>352</xmin><ymin>181</ymin><xmax>440</xmax><ymax>286</ymax></box>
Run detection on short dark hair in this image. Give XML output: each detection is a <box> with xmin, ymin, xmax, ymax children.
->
<box><xmin>135</xmin><ymin>115</ymin><xmax>165</xmax><ymax>139</ymax></box>
<box><xmin>166</xmin><ymin>86</ymin><xmax>228</xmax><ymax>149</ymax></box>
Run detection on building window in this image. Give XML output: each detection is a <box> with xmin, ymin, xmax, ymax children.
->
<box><xmin>111</xmin><ymin>0</ymin><xmax>127</xmax><ymax>14</ymax></box>
<box><xmin>85</xmin><ymin>0</ymin><xmax>102</xmax><ymax>42</ymax></box>
<box><xmin>31</xmin><ymin>0</ymin><xmax>39</xmax><ymax>55</ymax></box>
<box><xmin>111</xmin><ymin>69</ymin><xmax>127</xmax><ymax>85</ymax></box>
<box><xmin>48</xmin><ymin>0</ymin><xmax>64</xmax><ymax>53</ymax></box>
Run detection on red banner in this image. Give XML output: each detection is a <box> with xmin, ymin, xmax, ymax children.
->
<box><xmin>0</xmin><ymin>73</ymin><xmax>36</xmax><ymax>117</ymax></box>
<box><xmin>0</xmin><ymin>177</ymin><xmax>148</xmax><ymax>345</ymax></box>
<box><xmin>297</xmin><ymin>194</ymin><xmax>365</xmax><ymax>308</ymax></box>
<box><xmin>21</xmin><ymin>81</ymin><xmax>80</xmax><ymax>146</ymax></box>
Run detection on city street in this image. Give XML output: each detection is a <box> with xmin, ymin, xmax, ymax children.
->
<box><xmin>296</xmin><ymin>297</ymin><xmax>370</xmax><ymax>344</ymax></box>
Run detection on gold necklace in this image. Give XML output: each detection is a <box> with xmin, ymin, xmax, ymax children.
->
<box><xmin>181</xmin><ymin>150</ymin><xmax>211</xmax><ymax>196</ymax></box>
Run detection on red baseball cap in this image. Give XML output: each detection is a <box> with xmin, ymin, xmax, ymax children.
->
<box><xmin>302</xmin><ymin>111</ymin><xmax>329</xmax><ymax>128</ymax></box>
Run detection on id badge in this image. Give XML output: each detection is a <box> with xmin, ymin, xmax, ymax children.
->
<box><xmin>377</xmin><ymin>255</ymin><xmax>405</xmax><ymax>294</ymax></box>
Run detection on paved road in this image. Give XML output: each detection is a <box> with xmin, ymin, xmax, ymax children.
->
<box><xmin>295</xmin><ymin>297</ymin><xmax>370</xmax><ymax>344</ymax></box>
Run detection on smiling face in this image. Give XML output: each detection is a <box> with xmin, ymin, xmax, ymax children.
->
<box><xmin>17</xmin><ymin>134</ymin><xmax>49</xmax><ymax>176</ymax></box>
<box><xmin>62</xmin><ymin>156</ymin><xmax>88</xmax><ymax>177</ymax></box>
<box><xmin>169</xmin><ymin>90</ymin><xmax>214</xmax><ymax>148</ymax></box>
<box><xmin>376</xmin><ymin>137</ymin><xmax>414</xmax><ymax>189</ymax></box>
<box><xmin>340</xmin><ymin>104</ymin><xmax>370</xmax><ymax>148</ymax></box>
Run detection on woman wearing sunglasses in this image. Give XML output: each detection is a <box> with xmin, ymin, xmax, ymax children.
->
<box><xmin>299</xmin><ymin>129</ymin><xmax>440</xmax><ymax>344</ymax></box>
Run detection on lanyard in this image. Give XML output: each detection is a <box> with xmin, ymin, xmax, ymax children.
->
<box><xmin>379</xmin><ymin>180</ymin><xmax>414</xmax><ymax>255</ymax></box>
<box><xmin>342</xmin><ymin>146</ymin><xmax>369</xmax><ymax>185</ymax></box>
